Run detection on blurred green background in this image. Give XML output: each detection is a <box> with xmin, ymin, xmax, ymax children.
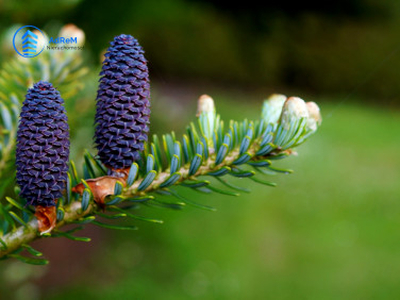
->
<box><xmin>1</xmin><ymin>0</ymin><xmax>400</xmax><ymax>299</ymax></box>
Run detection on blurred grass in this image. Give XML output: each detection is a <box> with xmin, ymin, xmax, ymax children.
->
<box><xmin>38</xmin><ymin>95</ymin><xmax>400</xmax><ymax>299</ymax></box>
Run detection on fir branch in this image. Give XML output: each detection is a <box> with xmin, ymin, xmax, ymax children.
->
<box><xmin>0</xmin><ymin>94</ymin><xmax>321</xmax><ymax>262</ymax></box>
<box><xmin>0</xmin><ymin>133</ymin><xmax>272</xmax><ymax>257</ymax></box>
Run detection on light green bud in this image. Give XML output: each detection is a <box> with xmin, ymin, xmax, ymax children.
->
<box><xmin>261</xmin><ymin>94</ymin><xmax>287</xmax><ymax>124</ymax></box>
<box><xmin>279</xmin><ymin>97</ymin><xmax>309</xmax><ymax>130</ymax></box>
<box><xmin>305</xmin><ymin>101</ymin><xmax>322</xmax><ymax>133</ymax></box>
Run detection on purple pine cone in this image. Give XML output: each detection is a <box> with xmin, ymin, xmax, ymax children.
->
<box><xmin>95</xmin><ymin>34</ymin><xmax>150</xmax><ymax>170</ymax></box>
<box><xmin>16</xmin><ymin>81</ymin><xmax>70</xmax><ymax>207</ymax></box>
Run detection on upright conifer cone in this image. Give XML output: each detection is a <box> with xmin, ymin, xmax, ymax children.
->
<box><xmin>16</xmin><ymin>81</ymin><xmax>70</xmax><ymax>207</ymax></box>
<box><xmin>95</xmin><ymin>34</ymin><xmax>150</xmax><ymax>170</ymax></box>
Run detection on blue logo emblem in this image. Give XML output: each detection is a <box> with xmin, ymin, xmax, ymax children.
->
<box><xmin>13</xmin><ymin>25</ymin><xmax>45</xmax><ymax>58</ymax></box>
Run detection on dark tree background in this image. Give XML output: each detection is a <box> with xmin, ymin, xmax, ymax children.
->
<box><xmin>2</xmin><ymin>0</ymin><xmax>399</xmax><ymax>102</ymax></box>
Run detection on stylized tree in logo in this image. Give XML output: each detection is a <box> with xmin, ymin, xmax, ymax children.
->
<box><xmin>21</xmin><ymin>30</ymin><xmax>38</xmax><ymax>57</ymax></box>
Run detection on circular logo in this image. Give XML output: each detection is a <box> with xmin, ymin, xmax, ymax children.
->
<box><xmin>13</xmin><ymin>25</ymin><xmax>46</xmax><ymax>58</ymax></box>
